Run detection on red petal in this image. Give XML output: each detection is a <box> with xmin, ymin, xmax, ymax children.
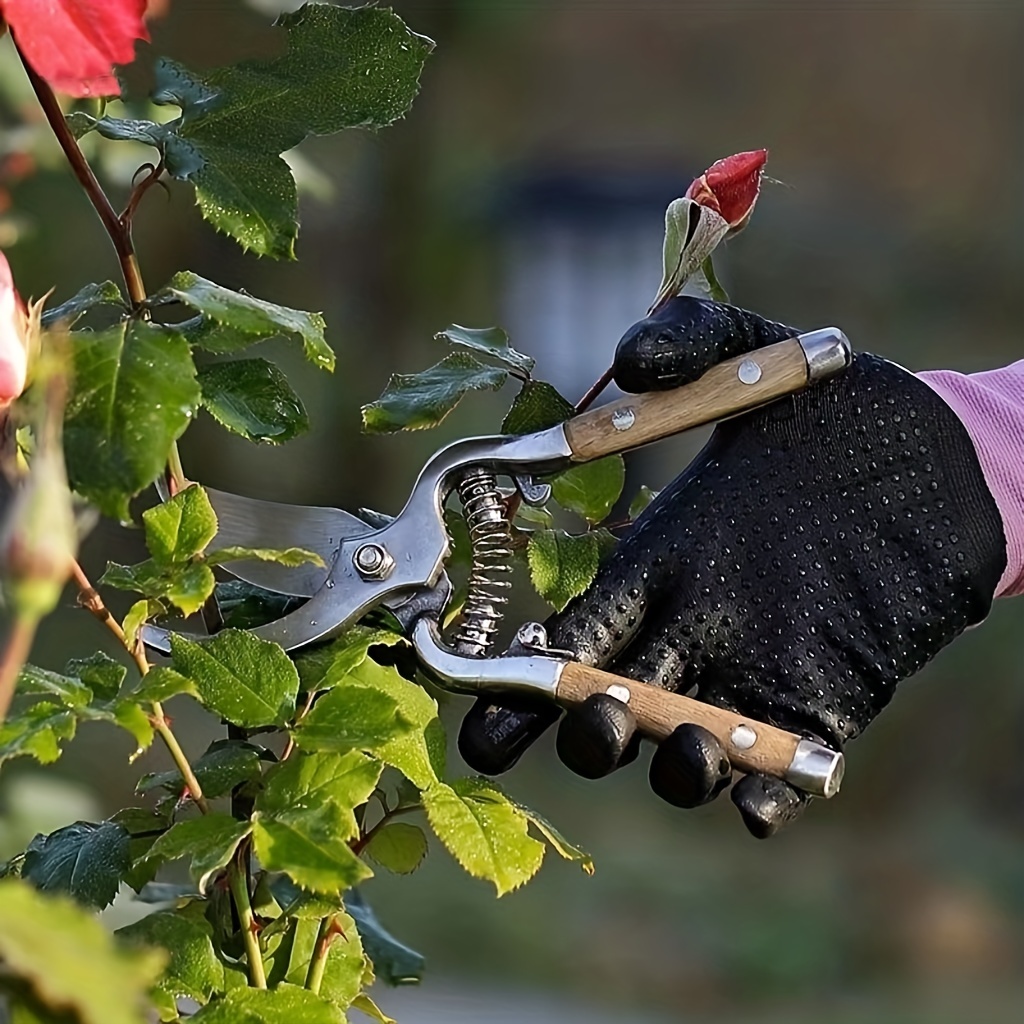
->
<box><xmin>4</xmin><ymin>0</ymin><xmax>149</xmax><ymax>98</ymax></box>
<box><xmin>700</xmin><ymin>149</ymin><xmax>767</xmax><ymax>228</ymax></box>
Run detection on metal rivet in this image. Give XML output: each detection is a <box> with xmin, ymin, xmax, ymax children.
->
<box><xmin>611</xmin><ymin>408</ymin><xmax>636</xmax><ymax>431</ymax></box>
<box><xmin>730</xmin><ymin>724</ymin><xmax>757</xmax><ymax>749</ymax></box>
<box><xmin>738</xmin><ymin>359</ymin><xmax>762</xmax><ymax>385</ymax></box>
<box><xmin>606</xmin><ymin>683</ymin><xmax>631</xmax><ymax>704</ymax></box>
<box><xmin>354</xmin><ymin>543</ymin><xmax>395</xmax><ymax>580</ymax></box>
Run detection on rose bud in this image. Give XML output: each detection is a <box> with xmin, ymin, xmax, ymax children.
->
<box><xmin>649</xmin><ymin>149</ymin><xmax>768</xmax><ymax>314</ymax></box>
<box><xmin>685</xmin><ymin>148</ymin><xmax>768</xmax><ymax>234</ymax></box>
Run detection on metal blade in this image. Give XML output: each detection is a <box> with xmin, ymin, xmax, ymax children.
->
<box><xmin>206</xmin><ymin>487</ymin><xmax>372</xmax><ymax>597</ymax></box>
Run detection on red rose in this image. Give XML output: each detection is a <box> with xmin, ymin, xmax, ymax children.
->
<box><xmin>685</xmin><ymin>149</ymin><xmax>768</xmax><ymax>233</ymax></box>
<box><xmin>0</xmin><ymin>0</ymin><xmax>150</xmax><ymax>97</ymax></box>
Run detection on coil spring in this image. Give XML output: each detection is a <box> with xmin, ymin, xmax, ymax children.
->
<box><xmin>453</xmin><ymin>468</ymin><xmax>513</xmax><ymax>655</ymax></box>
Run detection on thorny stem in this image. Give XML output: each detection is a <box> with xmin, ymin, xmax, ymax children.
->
<box><xmin>0</xmin><ymin>616</ymin><xmax>37</xmax><ymax>723</ymax></box>
<box><xmin>305</xmin><ymin>915</ymin><xmax>344</xmax><ymax>994</ymax></box>
<box><xmin>16</xmin><ymin>45</ymin><xmax>147</xmax><ymax>308</ymax></box>
<box><xmin>350</xmin><ymin>803</ymin><xmax>417</xmax><ymax>857</ymax></box>
<box><xmin>73</xmin><ymin>556</ymin><xmax>273</xmax><ymax>985</ymax></box>
<box><xmin>17</xmin><ymin>41</ymin><xmax>187</xmax><ymax>494</ymax></box>
<box><xmin>280</xmin><ymin>689</ymin><xmax>317</xmax><ymax>762</ymax></box>
<box><xmin>120</xmin><ymin>159</ymin><xmax>166</xmax><ymax>228</ymax></box>
<box><xmin>20</xmin><ymin>40</ymin><xmax>267</xmax><ymax>990</ymax></box>
<box><xmin>228</xmin><ymin>852</ymin><xmax>268</xmax><ymax>989</ymax></box>
<box><xmin>575</xmin><ymin>364</ymin><xmax>615</xmax><ymax>414</ymax></box>
<box><xmin>70</xmin><ymin>558</ymin><xmax>209</xmax><ymax>812</ymax></box>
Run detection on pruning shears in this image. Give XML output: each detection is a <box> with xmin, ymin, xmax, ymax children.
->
<box><xmin>145</xmin><ymin>327</ymin><xmax>852</xmax><ymax>799</ymax></box>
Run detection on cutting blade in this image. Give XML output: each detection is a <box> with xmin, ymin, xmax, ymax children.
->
<box><xmin>206</xmin><ymin>486</ymin><xmax>371</xmax><ymax>597</ymax></box>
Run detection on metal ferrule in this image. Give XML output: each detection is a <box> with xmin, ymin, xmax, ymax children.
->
<box><xmin>798</xmin><ymin>327</ymin><xmax>853</xmax><ymax>383</ymax></box>
<box><xmin>411</xmin><ymin>618</ymin><xmax>563</xmax><ymax>698</ymax></box>
<box><xmin>785</xmin><ymin>739</ymin><xmax>845</xmax><ymax>798</ymax></box>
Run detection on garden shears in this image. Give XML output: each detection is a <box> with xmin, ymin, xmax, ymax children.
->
<box><xmin>146</xmin><ymin>328</ymin><xmax>852</xmax><ymax>799</ymax></box>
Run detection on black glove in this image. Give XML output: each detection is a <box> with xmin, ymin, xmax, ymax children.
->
<box><xmin>458</xmin><ymin>297</ymin><xmax>1007</xmax><ymax>837</ymax></box>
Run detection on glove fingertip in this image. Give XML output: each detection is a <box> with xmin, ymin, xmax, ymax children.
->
<box><xmin>731</xmin><ymin>773</ymin><xmax>808</xmax><ymax>839</ymax></box>
<box><xmin>458</xmin><ymin>696</ymin><xmax>560</xmax><ymax>776</ymax></box>
<box><xmin>556</xmin><ymin>693</ymin><xmax>637</xmax><ymax>779</ymax></box>
<box><xmin>649</xmin><ymin>723</ymin><xmax>732</xmax><ymax>809</ymax></box>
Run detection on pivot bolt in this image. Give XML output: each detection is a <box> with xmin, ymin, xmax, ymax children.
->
<box><xmin>354</xmin><ymin>543</ymin><xmax>395</xmax><ymax>580</ymax></box>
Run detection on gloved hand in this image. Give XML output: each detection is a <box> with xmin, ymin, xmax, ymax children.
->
<box><xmin>458</xmin><ymin>296</ymin><xmax>1008</xmax><ymax>837</ymax></box>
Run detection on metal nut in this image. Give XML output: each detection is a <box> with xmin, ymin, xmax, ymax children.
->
<box><xmin>354</xmin><ymin>543</ymin><xmax>395</xmax><ymax>580</ymax></box>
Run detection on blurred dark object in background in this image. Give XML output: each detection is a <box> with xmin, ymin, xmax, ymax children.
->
<box><xmin>2</xmin><ymin>1</ymin><xmax>1022</xmax><ymax>1020</ymax></box>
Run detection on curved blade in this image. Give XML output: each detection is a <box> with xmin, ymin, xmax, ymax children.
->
<box><xmin>206</xmin><ymin>487</ymin><xmax>371</xmax><ymax>597</ymax></box>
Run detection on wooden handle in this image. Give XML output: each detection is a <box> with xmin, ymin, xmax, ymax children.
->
<box><xmin>563</xmin><ymin>336</ymin><xmax>809</xmax><ymax>462</ymax></box>
<box><xmin>556</xmin><ymin>662</ymin><xmax>843</xmax><ymax>797</ymax></box>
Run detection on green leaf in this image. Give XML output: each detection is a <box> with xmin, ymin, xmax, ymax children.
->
<box><xmin>0</xmin><ymin>703</ymin><xmax>76</xmax><ymax>767</ymax></box>
<box><xmin>435</xmin><ymin>324</ymin><xmax>534</xmax><ymax>375</ymax></box>
<box><xmin>110</xmin><ymin>808</ymin><xmax>171</xmax><ymax>893</ymax></box>
<box><xmin>64</xmin><ymin>321</ymin><xmax>200</xmax><ymax>520</ymax></box>
<box><xmin>140</xmin><ymin>813</ymin><xmax>252</xmax><ymax>893</ymax></box>
<box><xmin>364</xmin><ymin>822</ymin><xmax>427</xmax><ymax>875</ymax></box>
<box><xmin>257</xmin><ymin>751</ymin><xmax>382</xmax><ymax>831</ymax></box>
<box><xmin>629</xmin><ymin>484</ymin><xmax>660</xmax><ymax>520</ymax></box>
<box><xmin>138</xmin><ymin>739</ymin><xmax>264</xmax><ymax>800</ymax></box>
<box><xmin>122</xmin><ymin>599</ymin><xmax>160</xmax><ymax>649</ymax></box>
<box><xmin>252</xmin><ymin>803</ymin><xmax>372</xmax><ymax>896</ymax></box>
<box><xmin>66</xmin><ymin>651</ymin><xmax>124</xmax><ymax>704</ymax></box>
<box><xmin>110</xmin><ymin>700</ymin><xmax>155</xmax><ymax>753</ymax></box>
<box><xmin>293</xmin><ymin>626</ymin><xmax>403</xmax><ymax>692</ymax></box>
<box><xmin>528</xmin><ymin>529</ymin><xmax>602</xmax><ymax>612</ymax></box>
<box><xmin>361</xmin><ymin>353</ymin><xmax>507</xmax><ymax>434</ymax></box>
<box><xmin>15</xmin><ymin>665</ymin><xmax>92</xmax><ymax>707</ymax></box>
<box><xmin>116</xmin><ymin>909</ymin><xmax>223</xmax><ymax>1005</ymax></box>
<box><xmin>351</xmin><ymin>994</ymin><xmax>397</xmax><ymax>1024</ymax></box>
<box><xmin>180</xmin><ymin>315</ymin><xmax>265</xmax><ymax>355</ymax></box>
<box><xmin>550</xmin><ymin>455</ymin><xmax>625</xmax><ymax>525</ymax></box>
<box><xmin>166</xmin><ymin>562</ymin><xmax>216</xmax><ymax>616</ymax></box>
<box><xmin>206</xmin><ymin>545</ymin><xmax>323</xmax><ymax>569</ymax></box>
<box><xmin>293</xmin><ymin>686</ymin><xmax>408</xmax><ymax>754</ymax></box>
<box><xmin>170</xmin><ymin>629</ymin><xmax>299</xmax><ymax>728</ymax></box>
<box><xmin>501</xmin><ymin>380</ymin><xmax>624</xmax><ymax>522</ymax></box>
<box><xmin>40</xmin><ymin>281</ymin><xmax>125</xmax><ymax>329</ymax></box>
<box><xmin>423</xmin><ymin>778</ymin><xmax>545</xmax><ymax>897</ymax></box>
<box><xmin>197</xmin><ymin>358</ymin><xmax>310</xmax><ymax>443</ymax></box>
<box><xmin>275</xmin><ymin>912</ymin><xmax>366</xmax><ymax>1009</ymax></box>
<box><xmin>514</xmin><ymin>803</ymin><xmax>595</xmax><ymax>875</ymax></box>
<box><xmin>345</xmin><ymin>889</ymin><xmax>425</xmax><ymax>985</ymax></box>
<box><xmin>21</xmin><ymin>821</ymin><xmax>130</xmax><ymax>910</ymax></box>
<box><xmin>700</xmin><ymin>254</ymin><xmax>730</xmax><ymax>303</ymax></box>
<box><xmin>100</xmin><ymin>558</ymin><xmax>166</xmax><ymax>596</ymax></box>
<box><xmin>130</xmin><ymin>665</ymin><xmax>197</xmax><ymax>704</ymax></box>
<box><xmin>143</xmin><ymin>484</ymin><xmax>218</xmax><ymax>564</ymax></box>
<box><xmin>353</xmin><ymin>660</ymin><xmax>445</xmax><ymax>790</ymax></box>
<box><xmin>102</xmin><ymin>558</ymin><xmax>214</xmax><ymax>617</ymax></box>
<box><xmin>188</xmin><ymin>985</ymin><xmax>344</xmax><ymax>1024</ymax></box>
<box><xmin>0</xmin><ymin>878</ymin><xmax>164</xmax><ymax>1024</ymax></box>
<box><xmin>145</xmin><ymin>5</ymin><xmax>432</xmax><ymax>260</ymax></box>
<box><xmin>163</xmin><ymin>272</ymin><xmax>332</xmax><ymax>370</ymax></box>
<box><xmin>501</xmin><ymin>378</ymin><xmax>573</xmax><ymax>435</ymax></box>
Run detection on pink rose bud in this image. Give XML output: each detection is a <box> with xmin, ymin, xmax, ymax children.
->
<box><xmin>685</xmin><ymin>149</ymin><xmax>768</xmax><ymax>233</ymax></box>
<box><xmin>0</xmin><ymin>250</ymin><xmax>29</xmax><ymax>408</ymax></box>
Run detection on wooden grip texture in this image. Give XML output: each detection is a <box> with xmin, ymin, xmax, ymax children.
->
<box><xmin>563</xmin><ymin>336</ymin><xmax>809</xmax><ymax>462</ymax></box>
<box><xmin>556</xmin><ymin>662</ymin><xmax>803</xmax><ymax>782</ymax></box>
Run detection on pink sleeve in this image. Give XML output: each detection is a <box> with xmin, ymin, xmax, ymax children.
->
<box><xmin>917</xmin><ymin>362</ymin><xmax>1024</xmax><ymax>598</ymax></box>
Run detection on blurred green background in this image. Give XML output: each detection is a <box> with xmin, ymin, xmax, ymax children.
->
<box><xmin>2</xmin><ymin>1</ymin><xmax>1023</xmax><ymax>1021</ymax></box>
